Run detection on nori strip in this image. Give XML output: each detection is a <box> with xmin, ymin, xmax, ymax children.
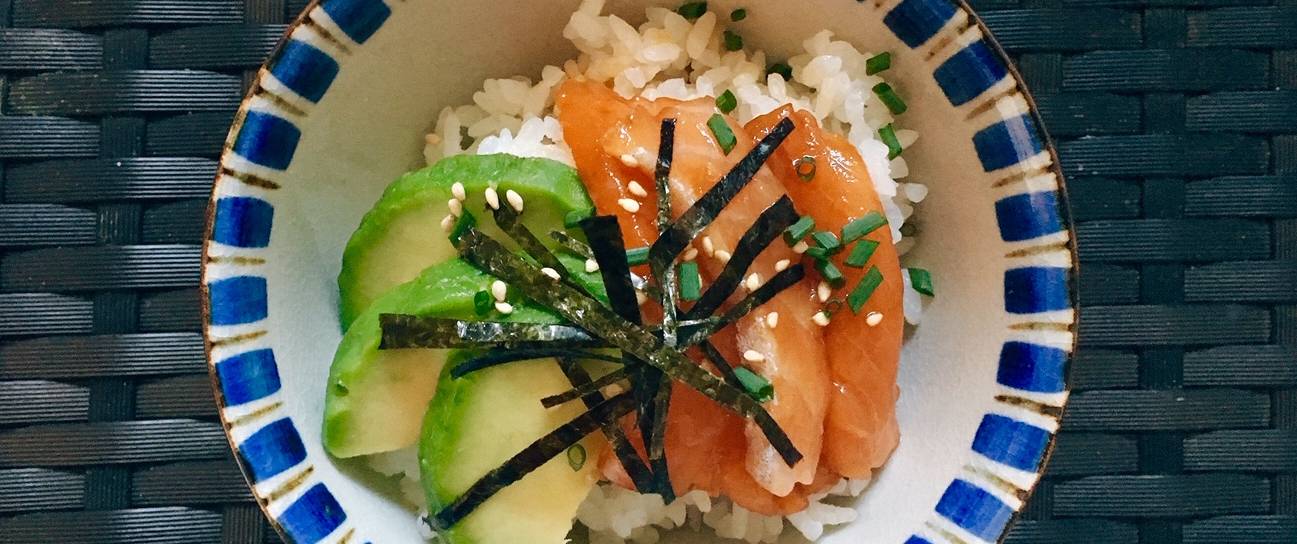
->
<box><xmin>679</xmin><ymin>264</ymin><xmax>807</xmax><ymax>346</ymax></box>
<box><xmin>646</xmin><ymin>118</ymin><xmax>679</xmax><ymax>500</ymax></box>
<box><xmin>455</xmin><ymin>228</ymin><xmax>802</xmax><ymax>465</ymax></box>
<box><xmin>429</xmin><ymin>392</ymin><xmax>637</xmax><ymax>530</ymax></box>
<box><xmin>648</xmin><ymin>117</ymin><xmax>795</xmax><ymax>269</ymax></box>
<box><xmin>378</xmin><ymin>314</ymin><xmax>599</xmax><ymax>350</ymax></box>
<box><xmin>698</xmin><ymin>339</ymin><xmax>743</xmax><ymax>389</ymax></box>
<box><xmin>448</xmin><ymin>348</ymin><xmax>625</xmax><ymax>379</ymax></box>
<box><xmin>551</xmin><ymin>229</ymin><xmax>661</xmax><ymax>299</ymax></box>
<box><xmin>682</xmin><ymin>196</ymin><xmax>798</xmax><ymax>320</ymax></box>
<box><xmin>555</xmin><ymin>358</ymin><xmax>655</xmax><ymax>493</ymax></box>
<box><xmin>541</xmin><ymin>367</ymin><xmax>631</xmax><ymax>408</ymax></box>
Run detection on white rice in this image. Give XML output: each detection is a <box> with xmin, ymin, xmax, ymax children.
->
<box><xmin>413</xmin><ymin>1</ymin><xmax>933</xmax><ymax>541</ymax></box>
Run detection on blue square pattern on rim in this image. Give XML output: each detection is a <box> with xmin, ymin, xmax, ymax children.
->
<box><xmin>1004</xmin><ymin>267</ymin><xmax>1071</xmax><ymax>314</ymax></box>
<box><xmin>994</xmin><ymin>191</ymin><xmax>1062</xmax><ymax>242</ymax></box>
<box><xmin>883</xmin><ymin>0</ymin><xmax>958</xmax><ymax>47</ymax></box>
<box><xmin>997</xmin><ymin>341</ymin><xmax>1067</xmax><ymax>393</ymax></box>
<box><xmin>212</xmin><ymin>197</ymin><xmax>274</xmax><ymax>248</ymax></box>
<box><xmin>270</xmin><ymin>40</ymin><xmax>341</xmax><ymax>103</ymax></box>
<box><xmin>972</xmin><ymin>414</ymin><xmax>1052</xmax><ymax>472</ymax></box>
<box><xmin>215</xmin><ymin>349</ymin><xmax>283</xmax><ymax>406</ymax></box>
<box><xmin>974</xmin><ymin>114</ymin><xmax>1045</xmax><ymax>173</ymax></box>
<box><xmin>232</xmin><ymin>110</ymin><xmax>302</xmax><ymax>171</ymax></box>
<box><xmin>935</xmin><ymin>479</ymin><xmax>1015</xmax><ymax>542</ymax></box>
<box><xmin>279</xmin><ymin>484</ymin><xmax>349</xmax><ymax>543</ymax></box>
<box><xmin>934</xmin><ymin>40</ymin><xmax>1008</xmax><ymax>106</ymax></box>
<box><xmin>238</xmin><ymin>418</ymin><xmax>307</xmax><ymax>482</ymax></box>
<box><xmin>321</xmin><ymin>0</ymin><xmax>392</xmax><ymax>44</ymax></box>
<box><xmin>208</xmin><ymin>276</ymin><xmax>269</xmax><ymax>326</ymax></box>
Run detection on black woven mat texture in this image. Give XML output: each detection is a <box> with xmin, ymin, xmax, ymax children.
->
<box><xmin>0</xmin><ymin>0</ymin><xmax>1293</xmax><ymax>542</ymax></box>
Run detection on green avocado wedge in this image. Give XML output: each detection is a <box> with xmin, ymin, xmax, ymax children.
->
<box><xmin>337</xmin><ymin>154</ymin><xmax>593</xmax><ymax>329</ymax></box>
<box><xmin>322</xmin><ymin>255</ymin><xmax>605</xmax><ymax>459</ymax></box>
<box><xmin>420</xmin><ymin>353</ymin><xmax>605</xmax><ymax>544</ymax></box>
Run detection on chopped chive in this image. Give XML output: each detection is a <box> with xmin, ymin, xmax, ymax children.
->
<box><xmin>473</xmin><ymin>290</ymin><xmax>493</xmax><ymax>316</ymax></box>
<box><xmin>848</xmin><ymin>266</ymin><xmax>884</xmax><ymax>314</ymax></box>
<box><xmin>723</xmin><ymin>30</ymin><xmax>744</xmax><ymax>51</ymax></box>
<box><xmin>810</xmin><ymin>230</ymin><xmax>841</xmax><ymax>253</ymax></box>
<box><xmin>841</xmin><ymin>212</ymin><xmax>888</xmax><ymax>243</ymax></box>
<box><xmin>793</xmin><ymin>155</ymin><xmax>817</xmax><ymax>181</ymax></box>
<box><xmin>733</xmin><ymin>367</ymin><xmax>774</xmax><ymax>402</ymax></box>
<box><xmin>716</xmin><ymin>89</ymin><xmax>738</xmax><ymax>114</ymax></box>
<box><xmin>626</xmin><ymin>246</ymin><xmax>649</xmax><ymax>266</ymax></box>
<box><xmin>815</xmin><ymin>259</ymin><xmax>845</xmax><ymax>288</ymax></box>
<box><xmin>909</xmin><ymin>268</ymin><xmax>935</xmax><ymax>296</ymax></box>
<box><xmin>878</xmin><ymin>123</ymin><xmax>903</xmax><ymax>159</ymax></box>
<box><xmin>679</xmin><ymin>261</ymin><xmax>701</xmax><ymax>301</ymax></box>
<box><xmin>566</xmin><ymin>444</ymin><xmax>587</xmax><ymax>471</ymax></box>
<box><xmin>677</xmin><ymin>1</ymin><xmax>708</xmax><ymax>19</ymax></box>
<box><xmin>866</xmin><ymin>52</ymin><xmax>891</xmax><ymax>75</ymax></box>
<box><xmin>783</xmin><ymin>215</ymin><xmax>815</xmax><ymax>245</ymax></box>
<box><xmin>448</xmin><ymin>210</ymin><xmax>477</xmax><ymax>245</ymax></box>
<box><xmin>707</xmin><ymin>113</ymin><xmax>737</xmax><ymax>154</ymax></box>
<box><xmin>844</xmin><ymin>239</ymin><xmax>880</xmax><ymax>268</ymax></box>
<box><xmin>805</xmin><ymin>246</ymin><xmax>832</xmax><ymax>261</ymax></box>
<box><xmin>872</xmin><ymin>82</ymin><xmax>908</xmax><ymax>115</ymax></box>
<box><xmin>730</xmin><ymin>7</ymin><xmax>747</xmax><ymax>21</ymax></box>
<box><xmin>565</xmin><ymin>208</ymin><xmax>594</xmax><ymax>228</ymax></box>
<box><xmin>767</xmin><ymin>62</ymin><xmax>793</xmax><ymax>80</ymax></box>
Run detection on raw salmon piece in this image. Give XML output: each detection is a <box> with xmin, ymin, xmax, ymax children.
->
<box><xmin>607</xmin><ymin>98</ymin><xmax>831</xmax><ymax>497</ymax></box>
<box><xmin>747</xmin><ymin>106</ymin><xmax>904</xmax><ymax>477</ymax></box>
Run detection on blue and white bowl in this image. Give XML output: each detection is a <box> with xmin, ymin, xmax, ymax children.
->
<box><xmin>202</xmin><ymin>0</ymin><xmax>1077</xmax><ymax>542</ymax></box>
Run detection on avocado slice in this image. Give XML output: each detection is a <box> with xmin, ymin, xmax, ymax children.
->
<box><xmin>323</xmin><ymin>255</ymin><xmax>605</xmax><ymax>459</ymax></box>
<box><xmin>420</xmin><ymin>353</ymin><xmax>605</xmax><ymax>543</ymax></box>
<box><xmin>337</xmin><ymin>154</ymin><xmax>593</xmax><ymax>328</ymax></box>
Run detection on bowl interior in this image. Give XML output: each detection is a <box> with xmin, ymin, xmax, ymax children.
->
<box><xmin>206</xmin><ymin>0</ymin><xmax>1074</xmax><ymax>542</ymax></box>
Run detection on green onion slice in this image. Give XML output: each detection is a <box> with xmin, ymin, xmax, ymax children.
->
<box><xmin>679</xmin><ymin>261</ymin><xmax>701</xmax><ymax>301</ymax></box>
<box><xmin>734</xmin><ymin>367</ymin><xmax>774</xmax><ymax>402</ymax></box>
<box><xmin>866</xmin><ymin>52</ymin><xmax>891</xmax><ymax>75</ymax></box>
<box><xmin>707</xmin><ymin>113</ymin><xmax>738</xmax><ymax>154</ymax></box>
<box><xmin>872</xmin><ymin>82</ymin><xmax>908</xmax><ymax>115</ymax></box>
<box><xmin>730</xmin><ymin>7</ymin><xmax>747</xmax><ymax>21</ymax></box>
<box><xmin>626</xmin><ymin>246</ymin><xmax>650</xmax><ymax>266</ymax></box>
<box><xmin>716</xmin><ymin>89</ymin><xmax>738</xmax><ymax>114</ymax></box>
<box><xmin>848</xmin><ymin>266</ymin><xmax>884</xmax><ymax>314</ymax></box>
<box><xmin>878</xmin><ymin>123</ymin><xmax>903</xmax><ymax>159</ymax></box>
<box><xmin>810</xmin><ymin>230</ymin><xmax>841</xmax><ymax>254</ymax></box>
<box><xmin>844</xmin><ymin>239</ymin><xmax>880</xmax><ymax>268</ymax></box>
<box><xmin>783</xmin><ymin>215</ymin><xmax>815</xmax><ymax>245</ymax></box>
<box><xmin>794</xmin><ymin>155</ymin><xmax>817</xmax><ymax>181</ymax></box>
<box><xmin>815</xmin><ymin>259</ymin><xmax>845</xmax><ymax>288</ymax></box>
<box><xmin>767</xmin><ymin>62</ymin><xmax>793</xmax><ymax>80</ymax></box>
<box><xmin>677</xmin><ymin>1</ymin><xmax>708</xmax><ymax>19</ymax></box>
<box><xmin>909</xmin><ymin>267</ymin><xmax>935</xmax><ymax>296</ymax></box>
<box><xmin>723</xmin><ymin>30</ymin><xmax>743</xmax><ymax>51</ymax></box>
<box><xmin>841</xmin><ymin>212</ymin><xmax>887</xmax><ymax>243</ymax></box>
<box><xmin>473</xmin><ymin>290</ymin><xmax>493</xmax><ymax>316</ymax></box>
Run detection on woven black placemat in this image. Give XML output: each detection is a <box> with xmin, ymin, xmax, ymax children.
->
<box><xmin>0</xmin><ymin>0</ymin><xmax>1293</xmax><ymax>542</ymax></box>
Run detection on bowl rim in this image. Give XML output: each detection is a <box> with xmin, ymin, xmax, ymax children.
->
<box><xmin>200</xmin><ymin>1</ymin><xmax>1079</xmax><ymax>542</ymax></box>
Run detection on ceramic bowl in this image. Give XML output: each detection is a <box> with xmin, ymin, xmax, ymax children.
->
<box><xmin>202</xmin><ymin>0</ymin><xmax>1077</xmax><ymax>542</ymax></box>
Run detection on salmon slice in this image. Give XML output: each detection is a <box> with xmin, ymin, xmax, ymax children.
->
<box><xmin>747</xmin><ymin>106</ymin><xmax>904</xmax><ymax>477</ymax></box>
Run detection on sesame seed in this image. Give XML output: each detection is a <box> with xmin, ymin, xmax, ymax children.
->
<box><xmin>765</xmin><ymin>312</ymin><xmax>779</xmax><ymax>328</ymax></box>
<box><xmin>484</xmin><ymin>187</ymin><xmax>501</xmax><ymax>210</ymax></box>
<box><xmin>451</xmin><ymin>182</ymin><xmax>467</xmax><ymax>201</ymax></box>
<box><xmin>812</xmin><ymin>312</ymin><xmax>831</xmax><ymax>326</ymax></box>
<box><xmin>792</xmin><ymin>241</ymin><xmax>810</xmax><ymax>254</ymax></box>
<box><xmin>702</xmin><ymin>236</ymin><xmax>715</xmax><ymax>256</ymax></box>
<box><xmin>774</xmin><ymin>259</ymin><xmax>791</xmax><ymax>272</ymax></box>
<box><xmin>494</xmin><ymin>301</ymin><xmax>514</xmax><ymax>314</ymax></box>
<box><xmin>618</xmin><ymin>198</ymin><xmax>641</xmax><ymax>213</ymax></box>
<box><xmin>683</xmin><ymin>247</ymin><xmax>699</xmax><ymax>261</ymax></box>
<box><xmin>447</xmin><ymin>198</ymin><xmax>463</xmax><ymax>217</ymax></box>
<box><xmin>745</xmin><ymin>273</ymin><xmax>761</xmax><ymax>291</ymax></box>
<box><xmin>439</xmin><ymin>214</ymin><xmax>456</xmax><ymax>233</ymax></box>
<box><xmin>602</xmin><ymin>382</ymin><xmax>627</xmax><ymax>396</ymax></box>
<box><xmin>540</xmin><ymin>267</ymin><xmax>561</xmax><ymax>280</ymax></box>
<box><xmin>817</xmin><ymin>281</ymin><xmax>832</xmax><ymax>302</ymax></box>
<box><xmin>743</xmin><ymin>350</ymin><xmax>766</xmax><ymax>363</ymax></box>
<box><xmin>866</xmin><ymin>312</ymin><xmax>884</xmax><ymax>326</ymax></box>
<box><xmin>491</xmin><ymin>280</ymin><xmax>508</xmax><ymax>302</ymax></box>
<box><xmin>715</xmin><ymin>250</ymin><xmax>732</xmax><ymax>263</ymax></box>
<box><xmin>627</xmin><ymin>181</ymin><xmax>648</xmax><ymax>197</ymax></box>
<box><xmin>636</xmin><ymin>291</ymin><xmax>649</xmax><ymax>305</ymax></box>
<box><xmin>620</xmin><ymin>153</ymin><xmax>638</xmax><ymax>168</ymax></box>
<box><xmin>506</xmin><ymin>189</ymin><xmax>524</xmax><ymax>212</ymax></box>
<box><xmin>585</xmin><ymin>259</ymin><xmax>600</xmax><ymax>273</ymax></box>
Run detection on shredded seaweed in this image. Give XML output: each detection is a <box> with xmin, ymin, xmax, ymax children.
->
<box><xmin>429</xmin><ymin>392</ymin><xmax>637</xmax><ymax>530</ymax></box>
<box><xmin>555</xmin><ymin>358</ymin><xmax>655</xmax><ymax>493</ymax></box>
<box><xmin>698</xmin><ymin>339</ymin><xmax>743</xmax><ymax>389</ymax></box>
<box><xmin>550</xmin><ymin>229</ymin><xmax>660</xmax><ymax>298</ymax></box>
<box><xmin>378</xmin><ymin>315</ymin><xmax>600</xmax><ymax>350</ymax></box>
<box><xmin>491</xmin><ymin>205</ymin><xmax>581</xmax><ymax>288</ymax></box>
<box><xmin>449</xmin><ymin>348</ymin><xmax>624</xmax><ymax>378</ymax></box>
<box><xmin>542</xmin><ymin>367</ymin><xmax>632</xmax><ymax>408</ymax></box>
<box><xmin>680</xmin><ymin>264</ymin><xmax>807</xmax><ymax>346</ymax></box>
<box><xmin>683</xmin><ymin>196</ymin><xmax>798</xmax><ymax>320</ymax></box>
<box><xmin>645</xmin><ymin>118</ymin><xmax>678</xmax><ymax>501</ymax></box>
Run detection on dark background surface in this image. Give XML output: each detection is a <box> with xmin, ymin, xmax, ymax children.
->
<box><xmin>0</xmin><ymin>0</ymin><xmax>1294</xmax><ymax>542</ymax></box>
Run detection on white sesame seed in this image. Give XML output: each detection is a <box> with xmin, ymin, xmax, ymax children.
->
<box><xmin>617</xmin><ymin>198</ymin><xmax>641</xmax><ymax>213</ymax></box>
<box><xmin>451</xmin><ymin>182</ymin><xmax>466</xmax><ymax>201</ymax></box>
<box><xmin>506</xmin><ymin>189</ymin><xmax>524</xmax><ymax>212</ymax></box>
<box><xmin>683</xmin><ymin>247</ymin><xmax>699</xmax><ymax>261</ymax></box>
<box><xmin>585</xmin><ymin>259</ymin><xmax>600</xmax><ymax>273</ymax></box>
<box><xmin>440</xmin><ymin>214</ymin><xmax>456</xmax><ymax>233</ymax></box>
<box><xmin>774</xmin><ymin>259</ymin><xmax>791</xmax><ymax>272</ymax></box>
<box><xmin>745</xmin><ymin>273</ymin><xmax>761</xmax><ymax>291</ymax></box>
<box><xmin>792</xmin><ymin>241</ymin><xmax>810</xmax><ymax>254</ymax></box>
<box><xmin>765</xmin><ymin>312</ymin><xmax>779</xmax><ymax>328</ymax></box>
<box><xmin>635</xmin><ymin>291</ymin><xmax>648</xmax><ymax>305</ymax></box>
<box><xmin>494</xmin><ymin>301</ymin><xmax>514</xmax><ymax>314</ymax></box>
<box><xmin>702</xmin><ymin>236</ymin><xmax>715</xmax><ymax>256</ymax></box>
<box><xmin>742</xmin><ymin>350</ymin><xmax>766</xmax><ymax>363</ymax></box>
<box><xmin>484</xmin><ymin>187</ymin><xmax>501</xmax><ymax>210</ymax></box>
<box><xmin>619</xmin><ymin>153</ymin><xmax>638</xmax><ymax>168</ymax></box>
<box><xmin>602</xmin><ymin>382</ymin><xmax>627</xmax><ymax>397</ymax></box>
<box><xmin>715</xmin><ymin>250</ymin><xmax>732</xmax><ymax>263</ymax></box>
<box><xmin>812</xmin><ymin>312</ymin><xmax>831</xmax><ymax>326</ymax></box>
<box><xmin>491</xmin><ymin>280</ymin><xmax>508</xmax><ymax>302</ymax></box>
<box><xmin>817</xmin><ymin>281</ymin><xmax>832</xmax><ymax>303</ymax></box>
<box><xmin>540</xmin><ymin>267</ymin><xmax>561</xmax><ymax>280</ymax></box>
<box><xmin>447</xmin><ymin>198</ymin><xmax>463</xmax><ymax>217</ymax></box>
<box><xmin>627</xmin><ymin>181</ymin><xmax>648</xmax><ymax>198</ymax></box>
<box><xmin>866</xmin><ymin>312</ymin><xmax>884</xmax><ymax>327</ymax></box>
